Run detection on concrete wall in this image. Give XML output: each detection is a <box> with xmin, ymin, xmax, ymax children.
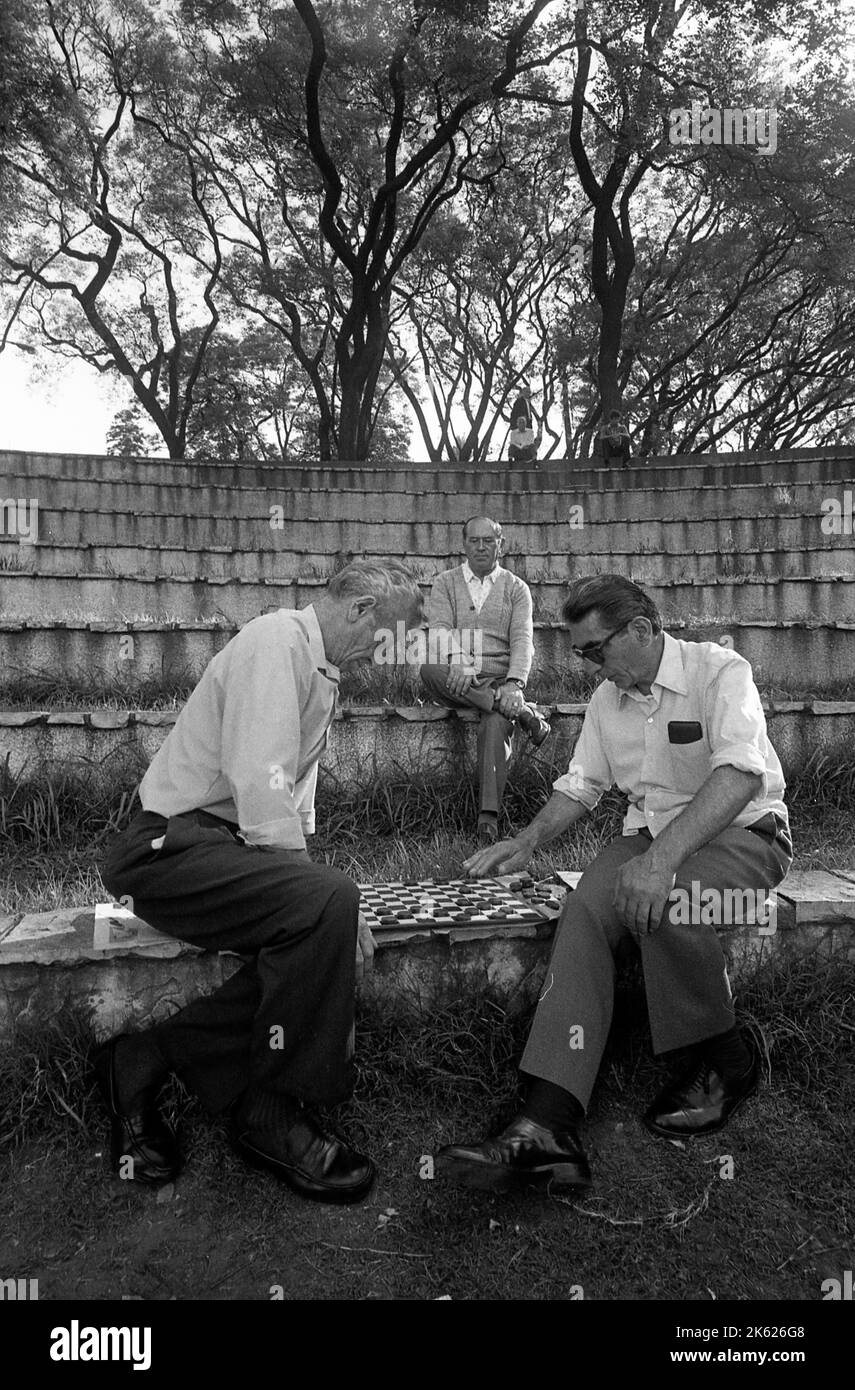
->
<box><xmin>2</xmin><ymin>446</ymin><xmax>854</xmax><ymax>691</ymax></box>
<box><xmin>2</xmin><ymin>702</ymin><xmax>853</xmax><ymax>788</ymax></box>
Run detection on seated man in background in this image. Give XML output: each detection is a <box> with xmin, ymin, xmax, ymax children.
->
<box><xmin>420</xmin><ymin>516</ymin><xmax>550</xmax><ymax>845</ymax></box>
<box><xmin>435</xmin><ymin>573</ymin><xmax>792</xmax><ymax>1191</ymax></box>
<box><xmin>98</xmin><ymin>560</ymin><xmax>424</xmax><ymax>1204</ymax></box>
<box><xmin>598</xmin><ymin>410</ymin><xmax>632</xmax><ymax>466</ymax></box>
<box><xmin>508</xmin><ymin>413</ymin><xmax>542</xmax><ymax>463</ymax></box>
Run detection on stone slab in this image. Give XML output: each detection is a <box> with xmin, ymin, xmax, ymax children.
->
<box><xmin>89</xmin><ymin>710</ymin><xmax>132</xmax><ymax>729</ymax></box>
<box><xmin>775</xmin><ymin>870</ymin><xmax>855</xmax><ymax>923</ymax></box>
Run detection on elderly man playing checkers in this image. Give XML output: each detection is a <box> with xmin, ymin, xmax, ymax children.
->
<box><xmin>97</xmin><ymin>560</ymin><xmax>424</xmax><ymax>1205</ymax></box>
<box><xmin>435</xmin><ymin>574</ymin><xmax>792</xmax><ymax>1192</ymax></box>
<box><xmin>420</xmin><ymin>515</ymin><xmax>551</xmax><ymax>844</ymax></box>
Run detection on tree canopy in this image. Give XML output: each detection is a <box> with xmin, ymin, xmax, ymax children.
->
<box><xmin>2</xmin><ymin>0</ymin><xmax>855</xmax><ymax>460</ymax></box>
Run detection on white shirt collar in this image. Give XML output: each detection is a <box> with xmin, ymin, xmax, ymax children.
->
<box><xmin>462</xmin><ymin>561</ymin><xmax>501</xmax><ymax>586</ymax></box>
<box><xmin>294</xmin><ymin>604</ymin><xmax>340</xmax><ymax>683</ymax></box>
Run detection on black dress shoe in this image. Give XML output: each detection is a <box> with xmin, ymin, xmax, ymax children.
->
<box><xmin>233</xmin><ymin>1109</ymin><xmax>376</xmax><ymax>1204</ymax></box>
<box><xmin>516</xmin><ymin>705</ymin><xmax>551</xmax><ymax>747</ymax></box>
<box><xmin>435</xmin><ymin>1114</ymin><xmax>591</xmax><ymax>1192</ymax></box>
<box><xmin>643</xmin><ymin>1055</ymin><xmax>760</xmax><ymax>1138</ymax></box>
<box><xmin>92</xmin><ymin>1035</ymin><xmax>180</xmax><ymax>1187</ymax></box>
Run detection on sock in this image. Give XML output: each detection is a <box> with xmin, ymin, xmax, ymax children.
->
<box><xmin>238</xmin><ymin>1089</ymin><xmax>304</xmax><ymax>1133</ymax></box>
<box><xmin>478</xmin><ymin>810</ymin><xmax>498</xmax><ymax>825</ymax></box>
<box><xmin>521</xmin><ymin>1077</ymin><xmax>585</xmax><ymax>1132</ymax></box>
<box><xmin>113</xmin><ymin>1033</ymin><xmax>170</xmax><ymax>1110</ymax></box>
<box><xmin>698</xmin><ymin>1027</ymin><xmax>752</xmax><ymax>1081</ymax></box>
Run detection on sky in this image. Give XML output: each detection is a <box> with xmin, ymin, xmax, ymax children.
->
<box><xmin>0</xmin><ymin>346</ymin><xmax>119</xmax><ymax>456</ymax></box>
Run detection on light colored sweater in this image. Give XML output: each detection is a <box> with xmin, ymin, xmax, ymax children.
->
<box><xmin>428</xmin><ymin>565</ymin><xmax>534</xmax><ymax>683</ymax></box>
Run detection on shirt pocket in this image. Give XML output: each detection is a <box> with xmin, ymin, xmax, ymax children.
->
<box><xmin>666</xmin><ymin>729</ymin><xmax>712</xmax><ymax>792</ymax></box>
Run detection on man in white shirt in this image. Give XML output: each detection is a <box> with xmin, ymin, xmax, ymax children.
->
<box><xmin>95</xmin><ymin>560</ymin><xmax>424</xmax><ymax>1204</ymax></box>
<box><xmin>508</xmin><ymin>414</ymin><xmax>542</xmax><ymax>463</ymax></box>
<box><xmin>435</xmin><ymin>573</ymin><xmax>792</xmax><ymax>1193</ymax></box>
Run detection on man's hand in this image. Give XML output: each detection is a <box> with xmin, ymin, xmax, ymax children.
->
<box><xmin>446</xmin><ymin>663</ymin><xmax>475</xmax><ymax>697</ymax></box>
<box><xmin>356</xmin><ymin>910</ymin><xmax>376</xmax><ymax>982</ymax></box>
<box><xmin>495</xmin><ymin>682</ymin><xmax>526</xmax><ymax>719</ymax></box>
<box><xmin>613</xmin><ymin>853</ymin><xmax>677</xmax><ymax>939</ymax></box>
<box><xmin>464</xmin><ymin>837</ymin><xmax>533</xmax><ymax>878</ymax></box>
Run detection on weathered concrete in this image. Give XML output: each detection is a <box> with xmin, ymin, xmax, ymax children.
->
<box><xmin>0</xmin><ymin>875</ymin><xmax>851</xmax><ymax>1038</ymax></box>
<box><xmin>3</xmin><ymin>530</ymin><xmax>854</xmax><ymax>581</ymax></box>
<box><xmin>3</xmin><ymin>446</ymin><xmax>853</xmax><ymax>691</ymax></box>
<box><xmin>3</xmin><ymin>616</ymin><xmax>854</xmax><ymax>687</ymax></box>
<box><xmin>4</xmin><ymin>563</ymin><xmax>855</xmax><ymax>625</ymax></box>
<box><xmin>5</xmin><ymin>444</ymin><xmax>855</xmax><ymax>491</ymax></box>
<box><xmin>2</xmin><ymin>702</ymin><xmax>854</xmax><ymax>787</ymax></box>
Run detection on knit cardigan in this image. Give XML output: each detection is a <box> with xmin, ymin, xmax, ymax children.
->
<box><xmin>427</xmin><ymin>566</ymin><xmax>534</xmax><ymax>683</ymax></box>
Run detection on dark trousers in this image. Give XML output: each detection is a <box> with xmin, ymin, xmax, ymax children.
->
<box><xmin>101</xmin><ymin>809</ymin><xmax>359</xmax><ymax>1113</ymax></box>
<box><xmin>420</xmin><ymin>664</ymin><xmax>514</xmax><ymax>818</ymax></box>
<box><xmin>520</xmin><ymin>821</ymin><xmax>792</xmax><ymax>1108</ymax></box>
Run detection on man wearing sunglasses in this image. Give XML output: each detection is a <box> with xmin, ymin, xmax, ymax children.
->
<box><xmin>435</xmin><ymin>573</ymin><xmax>792</xmax><ymax>1192</ymax></box>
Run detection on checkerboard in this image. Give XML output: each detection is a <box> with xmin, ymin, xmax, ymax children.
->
<box><xmin>357</xmin><ymin>874</ymin><xmax>569</xmax><ymax>931</ymax></box>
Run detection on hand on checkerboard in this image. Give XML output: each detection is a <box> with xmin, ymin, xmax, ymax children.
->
<box><xmin>464</xmin><ymin>838</ymin><xmax>533</xmax><ymax>878</ymax></box>
<box><xmin>356</xmin><ymin>910</ymin><xmax>376</xmax><ymax>981</ymax></box>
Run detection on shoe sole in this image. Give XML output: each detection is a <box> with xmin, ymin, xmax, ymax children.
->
<box><xmin>434</xmin><ymin>1152</ymin><xmax>591</xmax><ymax>1193</ymax></box>
<box><xmin>234</xmin><ymin>1135</ymin><xmax>376</xmax><ymax>1205</ymax></box>
<box><xmin>643</xmin><ymin>1075</ymin><xmax>760</xmax><ymax>1140</ymax></box>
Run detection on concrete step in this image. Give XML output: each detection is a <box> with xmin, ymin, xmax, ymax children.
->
<box><xmin>2</xmin><ymin>700</ymin><xmax>854</xmax><ymax>784</ymax></box>
<box><xmin>6</xmin><ymin>476</ymin><xmax>849</xmax><ymax>528</ymax></box>
<box><xmin>3</xmin><ymin>524</ymin><xmax>852</xmax><ymax>579</ymax></box>
<box><xmin>1</xmin><ymin>870</ymin><xmax>852</xmax><ymax>1035</ymax></box>
<box><xmin>5</xmin><ymin>444</ymin><xmax>855</xmax><ymax>489</ymax></box>
<box><xmin>0</xmin><ymin>553</ymin><xmax>850</xmax><ymax>625</ymax></box>
<box><xmin>3</xmin><ymin>501</ymin><xmax>849</xmax><ymax>552</ymax></box>
<box><xmin>7</xmin><ymin>455</ymin><xmax>855</xmax><ymax>498</ymax></box>
<box><xmin>2</xmin><ymin>571</ymin><xmax>854</xmax><ymax>626</ymax></box>
<box><xmin>0</xmin><ymin>617</ymin><xmax>852</xmax><ymax>687</ymax></box>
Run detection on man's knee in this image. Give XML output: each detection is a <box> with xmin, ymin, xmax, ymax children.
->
<box><xmin>420</xmin><ymin>662</ymin><xmax>448</xmax><ymax>692</ymax></box>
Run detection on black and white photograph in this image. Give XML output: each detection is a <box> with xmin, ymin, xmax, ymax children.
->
<box><xmin>0</xmin><ymin>0</ymin><xmax>852</xmax><ymax>1351</ymax></box>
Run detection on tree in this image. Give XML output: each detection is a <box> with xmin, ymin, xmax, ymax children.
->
<box><xmin>127</xmin><ymin>0</ymin><xmax>578</xmax><ymax>460</ymax></box>
<box><xmin>0</xmin><ymin>0</ymin><xmax>224</xmax><ymax>458</ymax></box>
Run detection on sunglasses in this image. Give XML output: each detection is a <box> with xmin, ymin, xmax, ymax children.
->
<box><xmin>571</xmin><ymin>619</ymin><xmax>632</xmax><ymax>666</ymax></box>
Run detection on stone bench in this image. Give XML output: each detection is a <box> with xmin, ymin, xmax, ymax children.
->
<box><xmin>2</xmin><ymin>869</ymin><xmax>853</xmax><ymax>1039</ymax></box>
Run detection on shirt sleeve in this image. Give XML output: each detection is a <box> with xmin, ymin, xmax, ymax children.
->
<box><xmin>218</xmin><ymin>624</ymin><xmax>311</xmax><ymax>850</ymax></box>
<box><xmin>507</xmin><ymin>579</ymin><xmax>534</xmax><ymax>682</ymax></box>
<box><xmin>704</xmin><ymin>658</ymin><xmax>770</xmax><ymax>794</ymax></box>
<box><xmin>552</xmin><ymin>700</ymin><xmax>613</xmax><ymax>809</ymax></box>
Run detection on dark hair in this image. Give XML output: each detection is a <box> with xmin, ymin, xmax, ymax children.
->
<box><xmin>561</xmin><ymin>574</ymin><xmax>662</xmax><ymax>634</ymax></box>
<box><xmin>462</xmin><ymin>516</ymin><xmax>502</xmax><ymax>540</ymax></box>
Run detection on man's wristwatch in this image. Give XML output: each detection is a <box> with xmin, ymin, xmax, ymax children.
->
<box><xmin>504</xmin><ymin>678</ymin><xmax>526</xmax><ymax>690</ymax></box>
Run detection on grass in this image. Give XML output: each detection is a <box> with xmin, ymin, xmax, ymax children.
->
<box><xmin>3</xmin><ymin>664</ymin><xmax>855</xmax><ymax>711</ymax></box>
<box><xmin>1</xmin><ymin>750</ymin><xmax>854</xmax><ymax>916</ymax></box>
<box><xmin>0</xmin><ymin>957</ymin><xmax>852</xmax><ymax>1300</ymax></box>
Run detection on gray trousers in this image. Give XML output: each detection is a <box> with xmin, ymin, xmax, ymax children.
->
<box><xmin>420</xmin><ymin>663</ymin><xmax>514</xmax><ymax>817</ymax></box>
<box><xmin>520</xmin><ymin>822</ymin><xmax>792</xmax><ymax>1109</ymax></box>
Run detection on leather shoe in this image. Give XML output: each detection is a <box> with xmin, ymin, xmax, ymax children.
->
<box><xmin>92</xmin><ymin>1035</ymin><xmax>180</xmax><ymax>1187</ymax></box>
<box><xmin>435</xmin><ymin>1113</ymin><xmax>591</xmax><ymax>1192</ymax></box>
<box><xmin>233</xmin><ymin>1108</ymin><xmax>376</xmax><ymax>1204</ymax></box>
<box><xmin>516</xmin><ymin>705</ymin><xmax>551</xmax><ymax>747</ymax></box>
<box><xmin>643</xmin><ymin>1054</ymin><xmax>760</xmax><ymax>1138</ymax></box>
